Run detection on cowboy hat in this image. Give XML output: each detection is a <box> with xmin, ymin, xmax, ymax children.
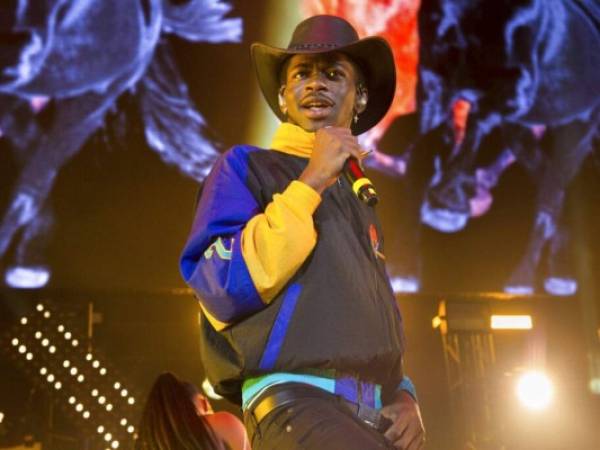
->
<box><xmin>251</xmin><ymin>15</ymin><xmax>396</xmax><ymax>135</ymax></box>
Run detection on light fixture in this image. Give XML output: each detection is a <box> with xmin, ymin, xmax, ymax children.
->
<box><xmin>516</xmin><ymin>370</ymin><xmax>554</xmax><ymax>411</ymax></box>
<box><xmin>491</xmin><ymin>315</ymin><xmax>533</xmax><ymax>330</ymax></box>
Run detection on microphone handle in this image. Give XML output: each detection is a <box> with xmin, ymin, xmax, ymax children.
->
<box><xmin>342</xmin><ymin>157</ymin><xmax>378</xmax><ymax>206</ymax></box>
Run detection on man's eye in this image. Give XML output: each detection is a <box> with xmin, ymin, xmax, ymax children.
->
<box><xmin>293</xmin><ymin>71</ymin><xmax>307</xmax><ymax>79</ymax></box>
<box><xmin>326</xmin><ymin>69</ymin><xmax>342</xmax><ymax>79</ymax></box>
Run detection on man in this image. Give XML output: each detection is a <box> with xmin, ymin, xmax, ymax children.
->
<box><xmin>180</xmin><ymin>15</ymin><xmax>425</xmax><ymax>449</ymax></box>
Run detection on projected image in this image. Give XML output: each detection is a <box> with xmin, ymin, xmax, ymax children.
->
<box><xmin>0</xmin><ymin>0</ymin><xmax>241</xmax><ymax>288</ymax></box>
<box><xmin>303</xmin><ymin>0</ymin><xmax>600</xmax><ymax>296</ymax></box>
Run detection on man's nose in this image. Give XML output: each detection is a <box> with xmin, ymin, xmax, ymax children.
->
<box><xmin>305</xmin><ymin>72</ymin><xmax>327</xmax><ymax>90</ymax></box>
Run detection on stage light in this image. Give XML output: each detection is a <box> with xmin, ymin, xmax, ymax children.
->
<box><xmin>5</xmin><ymin>266</ymin><xmax>50</xmax><ymax>289</ymax></box>
<box><xmin>36</xmin><ymin>304</ymin><xmax>44</xmax><ymax>311</ymax></box>
<box><xmin>40</xmin><ymin>367</ymin><xmax>47</xmax><ymax>375</ymax></box>
<box><xmin>516</xmin><ymin>370</ymin><xmax>554</xmax><ymax>411</ymax></box>
<box><xmin>43</xmin><ymin>311</ymin><xmax>51</xmax><ymax>318</ymax></box>
<box><xmin>11</xmin><ymin>338</ymin><xmax>19</xmax><ymax>346</ymax></box>
<box><xmin>41</xmin><ymin>338</ymin><xmax>49</xmax><ymax>347</ymax></box>
<box><xmin>127</xmin><ymin>426</ymin><xmax>135</xmax><ymax>434</ymax></box>
<box><xmin>83</xmin><ymin>411</ymin><xmax>90</xmax><ymax>419</ymax></box>
<box><xmin>93</xmin><ymin>360</ymin><xmax>100</xmax><ymax>368</ymax></box>
<box><xmin>114</xmin><ymin>382</ymin><xmax>121</xmax><ymax>390</ymax></box>
<box><xmin>127</xmin><ymin>397</ymin><xmax>135</xmax><ymax>405</ymax></box>
<box><xmin>64</xmin><ymin>332</ymin><xmax>72</xmax><ymax>339</ymax></box>
<box><xmin>58</xmin><ymin>325</ymin><xmax>65</xmax><ymax>332</ymax></box>
<box><xmin>18</xmin><ymin>345</ymin><xmax>27</xmax><ymax>354</ymax></box>
<box><xmin>70</xmin><ymin>367</ymin><xmax>78</xmax><ymax>375</ymax></box>
<box><xmin>35</xmin><ymin>331</ymin><xmax>42</xmax><ymax>339</ymax></box>
<box><xmin>86</xmin><ymin>353</ymin><xmax>93</xmax><ymax>361</ymax></box>
<box><xmin>21</xmin><ymin>317</ymin><xmax>28</xmax><ymax>325</ymax></box>
<box><xmin>91</xmin><ymin>389</ymin><xmax>99</xmax><ymax>397</ymax></box>
<box><xmin>389</xmin><ymin>275</ymin><xmax>419</xmax><ymax>293</ymax></box>
<box><xmin>120</xmin><ymin>389</ymin><xmax>128</xmax><ymax>397</ymax></box>
<box><xmin>104</xmin><ymin>433</ymin><xmax>112</xmax><ymax>442</ymax></box>
<box><xmin>99</xmin><ymin>396</ymin><xmax>106</xmax><ymax>404</ymax></box>
<box><xmin>76</xmin><ymin>403</ymin><xmax>84</xmax><ymax>412</ymax></box>
<box><xmin>63</xmin><ymin>360</ymin><xmax>70</xmax><ymax>368</ymax></box>
<box><xmin>77</xmin><ymin>374</ymin><xmax>85</xmax><ymax>382</ymax></box>
<box><xmin>26</xmin><ymin>352</ymin><xmax>33</xmax><ymax>360</ymax></box>
<box><xmin>68</xmin><ymin>396</ymin><xmax>76</xmax><ymax>404</ymax></box>
<box><xmin>112</xmin><ymin>440</ymin><xmax>120</xmax><ymax>448</ymax></box>
<box><xmin>46</xmin><ymin>374</ymin><xmax>55</xmax><ymax>383</ymax></box>
<box><xmin>100</xmin><ymin>367</ymin><xmax>107</xmax><ymax>375</ymax></box>
<box><xmin>72</xmin><ymin>339</ymin><xmax>79</xmax><ymax>347</ymax></box>
<box><xmin>491</xmin><ymin>315</ymin><xmax>533</xmax><ymax>330</ymax></box>
<box><xmin>54</xmin><ymin>381</ymin><xmax>62</xmax><ymax>390</ymax></box>
<box><xmin>48</xmin><ymin>345</ymin><xmax>56</xmax><ymax>353</ymax></box>
<box><xmin>106</xmin><ymin>404</ymin><xmax>113</xmax><ymax>412</ymax></box>
<box><xmin>0</xmin><ymin>412</ymin><xmax>4</xmax><ymax>423</ymax></box>
<box><xmin>120</xmin><ymin>418</ymin><xmax>127</xmax><ymax>426</ymax></box>
<box><xmin>97</xmin><ymin>426</ymin><xmax>105</xmax><ymax>434</ymax></box>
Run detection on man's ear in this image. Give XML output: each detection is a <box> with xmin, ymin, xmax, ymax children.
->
<box><xmin>278</xmin><ymin>86</ymin><xmax>287</xmax><ymax>115</ymax></box>
<box><xmin>355</xmin><ymin>86</ymin><xmax>368</xmax><ymax>114</ymax></box>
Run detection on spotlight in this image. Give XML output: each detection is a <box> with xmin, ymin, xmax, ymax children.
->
<box><xmin>75</xmin><ymin>403</ymin><xmax>84</xmax><ymax>412</ymax></box>
<box><xmin>72</xmin><ymin>339</ymin><xmax>79</xmax><ymax>347</ymax></box>
<box><xmin>86</xmin><ymin>353</ymin><xmax>93</xmax><ymax>361</ymax></box>
<box><xmin>70</xmin><ymin>367</ymin><xmax>78</xmax><ymax>376</ymax></box>
<box><xmin>91</xmin><ymin>389</ymin><xmax>99</xmax><ymax>397</ymax></box>
<box><xmin>120</xmin><ymin>418</ymin><xmax>127</xmax><ymax>426</ymax></box>
<box><xmin>41</xmin><ymin>339</ymin><xmax>49</xmax><ymax>347</ymax></box>
<box><xmin>83</xmin><ymin>411</ymin><xmax>90</xmax><ymax>419</ymax></box>
<box><xmin>68</xmin><ymin>396</ymin><xmax>76</xmax><ymax>405</ymax></box>
<box><xmin>36</xmin><ymin>304</ymin><xmax>44</xmax><ymax>312</ymax></box>
<box><xmin>97</xmin><ymin>426</ymin><xmax>105</xmax><ymax>434</ymax></box>
<box><xmin>120</xmin><ymin>389</ymin><xmax>128</xmax><ymax>397</ymax></box>
<box><xmin>11</xmin><ymin>338</ymin><xmax>19</xmax><ymax>346</ymax></box>
<box><xmin>0</xmin><ymin>412</ymin><xmax>4</xmax><ymax>423</ymax></box>
<box><xmin>43</xmin><ymin>311</ymin><xmax>50</xmax><ymax>318</ymax></box>
<box><xmin>54</xmin><ymin>381</ymin><xmax>62</xmax><ymax>390</ymax></box>
<box><xmin>63</xmin><ymin>360</ymin><xmax>71</xmax><ymax>368</ymax></box>
<box><xmin>93</xmin><ymin>360</ymin><xmax>100</xmax><ymax>368</ymax></box>
<box><xmin>64</xmin><ymin>332</ymin><xmax>72</xmax><ymax>340</ymax></box>
<box><xmin>40</xmin><ymin>367</ymin><xmax>47</xmax><ymax>375</ymax></box>
<box><xmin>516</xmin><ymin>370</ymin><xmax>554</xmax><ymax>411</ymax></box>
<box><xmin>98</xmin><ymin>396</ymin><xmax>106</xmax><ymax>405</ymax></box>
<box><xmin>26</xmin><ymin>352</ymin><xmax>33</xmax><ymax>360</ymax></box>
<box><xmin>127</xmin><ymin>397</ymin><xmax>135</xmax><ymax>405</ymax></box>
<box><xmin>18</xmin><ymin>345</ymin><xmax>27</xmax><ymax>354</ymax></box>
<box><xmin>106</xmin><ymin>404</ymin><xmax>113</xmax><ymax>412</ymax></box>
<box><xmin>48</xmin><ymin>345</ymin><xmax>56</xmax><ymax>354</ymax></box>
<box><xmin>111</xmin><ymin>440</ymin><xmax>120</xmax><ymax>449</ymax></box>
<box><xmin>127</xmin><ymin>426</ymin><xmax>135</xmax><ymax>434</ymax></box>
<box><xmin>104</xmin><ymin>433</ymin><xmax>112</xmax><ymax>442</ymax></box>
<box><xmin>114</xmin><ymin>382</ymin><xmax>121</xmax><ymax>390</ymax></box>
<box><xmin>99</xmin><ymin>367</ymin><xmax>107</xmax><ymax>375</ymax></box>
<box><xmin>58</xmin><ymin>325</ymin><xmax>65</xmax><ymax>332</ymax></box>
<box><xmin>77</xmin><ymin>374</ymin><xmax>85</xmax><ymax>383</ymax></box>
<box><xmin>46</xmin><ymin>374</ymin><xmax>55</xmax><ymax>383</ymax></box>
<box><xmin>35</xmin><ymin>331</ymin><xmax>42</xmax><ymax>339</ymax></box>
<box><xmin>20</xmin><ymin>317</ymin><xmax>28</xmax><ymax>325</ymax></box>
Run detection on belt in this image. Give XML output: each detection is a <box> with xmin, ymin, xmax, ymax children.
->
<box><xmin>247</xmin><ymin>383</ymin><xmax>392</xmax><ymax>433</ymax></box>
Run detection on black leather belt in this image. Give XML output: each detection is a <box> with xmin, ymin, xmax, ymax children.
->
<box><xmin>247</xmin><ymin>383</ymin><xmax>392</xmax><ymax>433</ymax></box>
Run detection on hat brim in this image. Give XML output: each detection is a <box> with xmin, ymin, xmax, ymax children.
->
<box><xmin>251</xmin><ymin>36</ymin><xmax>396</xmax><ymax>135</ymax></box>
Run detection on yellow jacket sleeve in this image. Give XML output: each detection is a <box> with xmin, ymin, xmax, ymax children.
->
<box><xmin>241</xmin><ymin>180</ymin><xmax>321</xmax><ymax>302</ymax></box>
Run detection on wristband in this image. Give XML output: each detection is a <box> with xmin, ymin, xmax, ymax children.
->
<box><xmin>397</xmin><ymin>376</ymin><xmax>418</xmax><ymax>402</ymax></box>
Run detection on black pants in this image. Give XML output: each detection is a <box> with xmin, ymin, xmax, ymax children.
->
<box><xmin>243</xmin><ymin>384</ymin><xmax>395</xmax><ymax>450</ymax></box>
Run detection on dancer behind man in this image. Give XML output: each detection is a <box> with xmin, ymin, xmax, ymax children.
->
<box><xmin>180</xmin><ymin>15</ymin><xmax>425</xmax><ymax>449</ymax></box>
<box><xmin>136</xmin><ymin>372</ymin><xmax>250</xmax><ymax>450</ymax></box>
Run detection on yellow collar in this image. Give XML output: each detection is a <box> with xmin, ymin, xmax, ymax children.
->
<box><xmin>270</xmin><ymin>123</ymin><xmax>315</xmax><ymax>158</ymax></box>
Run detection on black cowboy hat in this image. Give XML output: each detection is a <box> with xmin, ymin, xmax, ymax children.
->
<box><xmin>251</xmin><ymin>15</ymin><xmax>396</xmax><ymax>135</ymax></box>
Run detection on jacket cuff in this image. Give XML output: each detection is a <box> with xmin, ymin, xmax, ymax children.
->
<box><xmin>286</xmin><ymin>180</ymin><xmax>321</xmax><ymax>214</ymax></box>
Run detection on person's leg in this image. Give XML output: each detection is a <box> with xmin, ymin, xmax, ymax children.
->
<box><xmin>245</xmin><ymin>395</ymin><xmax>393</xmax><ymax>450</ymax></box>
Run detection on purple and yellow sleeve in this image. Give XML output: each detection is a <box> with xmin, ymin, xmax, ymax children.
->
<box><xmin>180</xmin><ymin>148</ymin><xmax>321</xmax><ymax>330</ymax></box>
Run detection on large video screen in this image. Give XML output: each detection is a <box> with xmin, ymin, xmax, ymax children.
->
<box><xmin>1</xmin><ymin>0</ymin><xmax>599</xmax><ymax>300</ymax></box>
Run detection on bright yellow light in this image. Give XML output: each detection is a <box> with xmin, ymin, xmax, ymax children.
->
<box><xmin>491</xmin><ymin>315</ymin><xmax>532</xmax><ymax>330</ymax></box>
<box><xmin>516</xmin><ymin>371</ymin><xmax>553</xmax><ymax>411</ymax></box>
<box><xmin>432</xmin><ymin>316</ymin><xmax>442</xmax><ymax>329</ymax></box>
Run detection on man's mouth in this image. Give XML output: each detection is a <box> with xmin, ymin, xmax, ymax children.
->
<box><xmin>301</xmin><ymin>98</ymin><xmax>333</xmax><ymax>117</ymax></box>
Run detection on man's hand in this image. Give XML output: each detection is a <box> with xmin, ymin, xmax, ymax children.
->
<box><xmin>299</xmin><ymin>127</ymin><xmax>363</xmax><ymax>194</ymax></box>
<box><xmin>380</xmin><ymin>390</ymin><xmax>426</xmax><ymax>450</ymax></box>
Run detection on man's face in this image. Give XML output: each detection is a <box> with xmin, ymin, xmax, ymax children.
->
<box><xmin>280</xmin><ymin>52</ymin><xmax>362</xmax><ymax>132</ymax></box>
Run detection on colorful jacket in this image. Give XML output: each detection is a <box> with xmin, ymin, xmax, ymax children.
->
<box><xmin>180</xmin><ymin>144</ymin><xmax>405</xmax><ymax>404</ymax></box>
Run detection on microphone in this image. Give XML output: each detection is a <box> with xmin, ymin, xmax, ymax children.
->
<box><xmin>342</xmin><ymin>157</ymin><xmax>378</xmax><ymax>206</ymax></box>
